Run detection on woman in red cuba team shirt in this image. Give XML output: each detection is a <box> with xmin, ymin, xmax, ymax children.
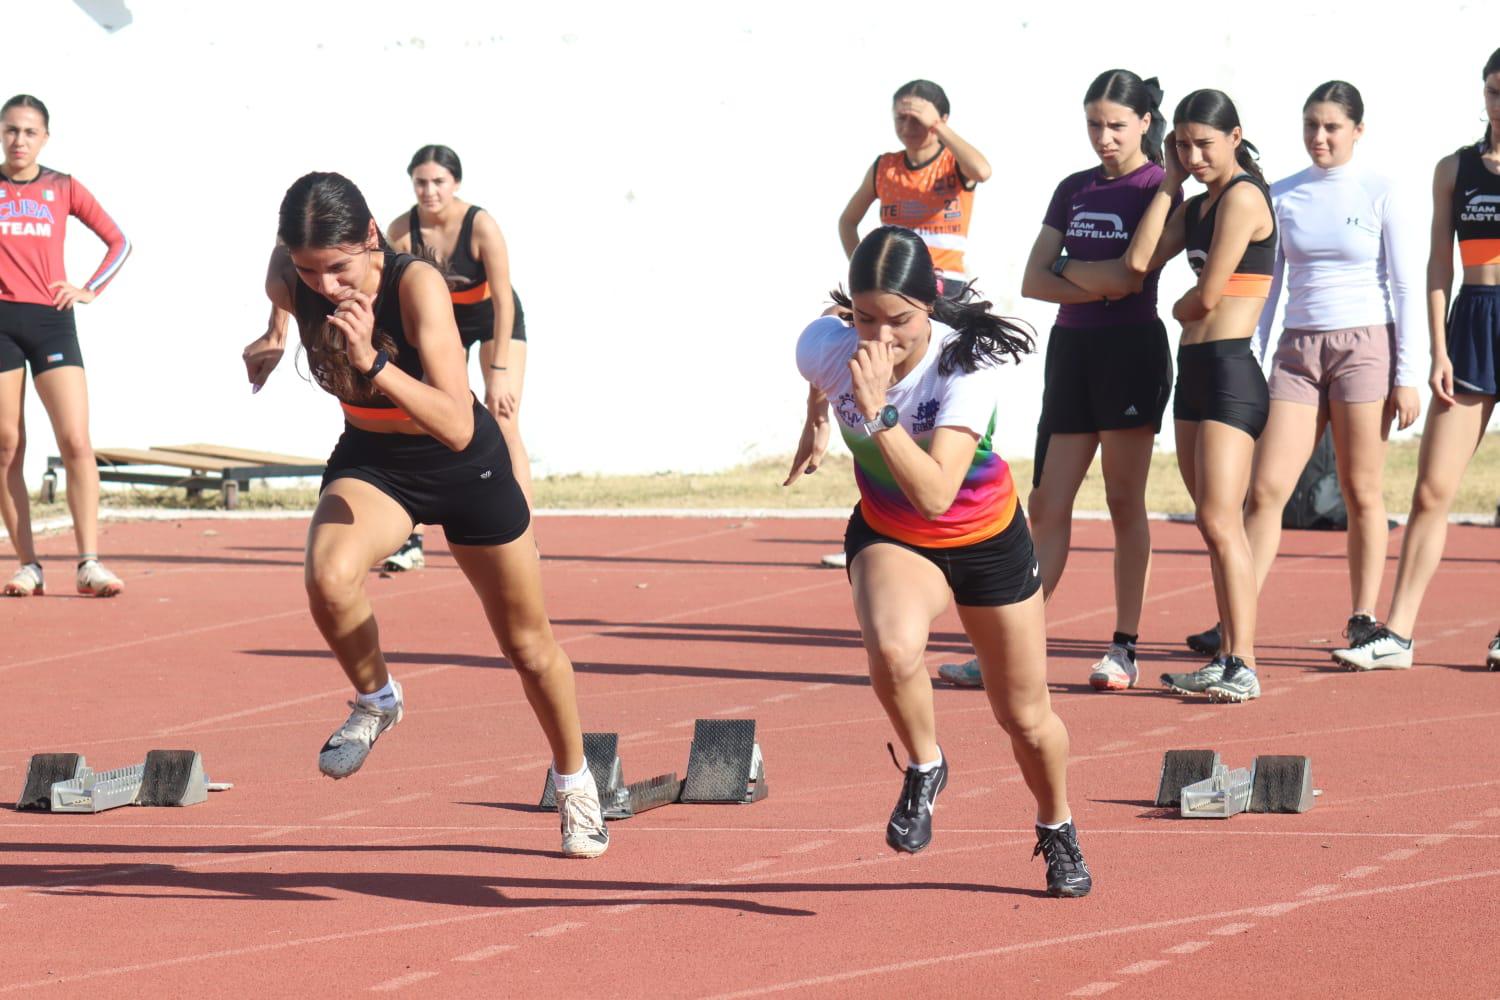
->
<box><xmin>0</xmin><ymin>94</ymin><xmax>131</xmax><ymax>597</ymax></box>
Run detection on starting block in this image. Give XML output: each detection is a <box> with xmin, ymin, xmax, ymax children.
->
<box><xmin>1179</xmin><ymin>764</ymin><xmax>1254</xmax><ymax>819</ymax></box>
<box><xmin>539</xmin><ymin>732</ymin><xmax>632</xmax><ymax>819</ymax></box>
<box><xmin>1155</xmin><ymin>749</ymin><xmax>1220</xmax><ymax>808</ymax></box>
<box><xmin>680</xmin><ymin>719</ymin><xmax>767</xmax><ymax>804</ymax></box>
<box><xmin>16</xmin><ymin>750</ymin><xmax>232</xmax><ymax>814</ymax></box>
<box><xmin>1248</xmin><ymin>755</ymin><xmax>1316</xmax><ymax>813</ymax></box>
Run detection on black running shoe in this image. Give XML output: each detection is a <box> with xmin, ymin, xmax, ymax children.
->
<box><xmin>1186</xmin><ymin>623</ymin><xmax>1222</xmax><ymax>656</ymax></box>
<box><xmin>1343</xmin><ymin>614</ymin><xmax>1380</xmax><ymax>649</ymax></box>
<box><xmin>1033</xmin><ymin>821</ymin><xmax>1092</xmax><ymax>897</ymax></box>
<box><xmin>885</xmin><ymin>744</ymin><xmax>948</xmax><ymax>854</ymax></box>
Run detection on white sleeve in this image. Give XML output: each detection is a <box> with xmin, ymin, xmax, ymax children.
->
<box><xmin>1254</xmin><ymin>238</ymin><xmax>1286</xmax><ymax>369</ymax></box>
<box><xmin>795</xmin><ymin>316</ymin><xmax>855</xmax><ymax>395</ymax></box>
<box><xmin>934</xmin><ymin>362</ymin><xmax>1003</xmax><ymax>438</ymax></box>
<box><xmin>1376</xmin><ymin>176</ymin><xmax>1427</xmax><ymax>388</ymax></box>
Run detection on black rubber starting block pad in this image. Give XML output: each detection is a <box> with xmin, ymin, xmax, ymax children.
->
<box><xmin>138</xmin><ymin>750</ymin><xmax>210</xmax><ymax>807</ymax></box>
<box><xmin>539</xmin><ymin>732</ymin><xmax>626</xmax><ymax>815</ymax></box>
<box><xmin>625</xmin><ymin>773</ymin><xmax>681</xmax><ymax>815</ymax></box>
<box><xmin>16</xmin><ymin>753</ymin><xmax>86</xmax><ymax>812</ymax></box>
<box><xmin>1155</xmin><ymin>749</ymin><xmax>1220</xmax><ymax>808</ymax></box>
<box><xmin>1249</xmin><ymin>755</ymin><xmax>1315</xmax><ymax>813</ymax></box>
<box><xmin>681</xmin><ymin>719</ymin><xmax>767</xmax><ymax>804</ymax></box>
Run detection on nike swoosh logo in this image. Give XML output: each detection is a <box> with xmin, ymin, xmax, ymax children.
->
<box><xmin>890</xmin><ymin>823</ymin><xmax>909</xmax><ymax>835</ymax></box>
<box><xmin>1032</xmin><ymin>563</ymin><xmax>1040</xmax><ymax>577</ymax></box>
<box><xmin>1370</xmin><ymin>649</ymin><xmax>1405</xmax><ymax>659</ymax></box>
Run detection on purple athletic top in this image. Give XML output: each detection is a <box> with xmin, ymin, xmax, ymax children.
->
<box><xmin>1042</xmin><ymin>161</ymin><xmax>1177</xmax><ymax>328</ymax></box>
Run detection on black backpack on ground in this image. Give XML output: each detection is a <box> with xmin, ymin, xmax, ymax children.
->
<box><xmin>1282</xmin><ymin>425</ymin><xmax>1347</xmax><ymax>531</ymax></box>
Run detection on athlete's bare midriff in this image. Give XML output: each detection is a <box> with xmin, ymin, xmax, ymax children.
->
<box><xmin>1179</xmin><ymin>295</ymin><xmax>1266</xmax><ymax>346</ymax></box>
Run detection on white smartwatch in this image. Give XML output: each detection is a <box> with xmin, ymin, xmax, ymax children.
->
<box><xmin>862</xmin><ymin>404</ymin><xmax>900</xmax><ymax>436</ymax></box>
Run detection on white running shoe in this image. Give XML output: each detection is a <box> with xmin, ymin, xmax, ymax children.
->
<box><xmin>382</xmin><ymin>538</ymin><xmax>425</xmax><ymax>572</ymax></box>
<box><xmin>819</xmin><ymin>552</ymin><xmax>847</xmax><ymax>569</ymax></box>
<box><xmin>556</xmin><ymin>774</ymin><xmax>610</xmax><ymax>858</ymax></box>
<box><xmin>1486</xmin><ymin>633</ymin><xmax>1500</xmax><ymax>672</ymax></box>
<box><xmin>1089</xmin><ymin>644</ymin><xmax>1139</xmax><ymax>691</ymax></box>
<box><xmin>4</xmin><ymin>562</ymin><xmax>44</xmax><ymax>597</ymax></box>
<box><xmin>76</xmin><ymin>559</ymin><xmax>123</xmax><ymax>597</ymax></box>
<box><xmin>318</xmin><ymin>680</ymin><xmax>404</xmax><ymax>778</ymax></box>
<box><xmin>1332</xmin><ymin>626</ymin><xmax>1413</xmax><ymax>671</ymax></box>
<box><xmin>937</xmin><ymin>658</ymin><xmax>984</xmax><ymax>688</ymax></box>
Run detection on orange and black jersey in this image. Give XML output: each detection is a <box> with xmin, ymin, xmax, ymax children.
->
<box><xmin>871</xmin><ymin>146</ymin><xmax>976</xmax><ymax>278</ymax></box>
<box><xmin>1184</xmin><ymin>174</ymin><xmax>1277</xmax><ymax>298</ymax></box>
<box><xmin>409</xmin><ymin>204</ymin><xmax>495</xmax><ymax>349</ymax></box>
<box><xmin>1453</xmin><ymin>143</ymin><xmax>1500</xmax><ymax>267</ymax></box>
<box><xmin>293</xmin><ymin>251</ymin><xmax>424</xmax><ymax>421</ymax></box>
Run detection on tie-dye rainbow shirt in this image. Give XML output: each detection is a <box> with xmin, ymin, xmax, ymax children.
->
<box><xmin>796</xmin><ymin>316</ymin><xmax>1018</xmax><ymax>548</ymax></box>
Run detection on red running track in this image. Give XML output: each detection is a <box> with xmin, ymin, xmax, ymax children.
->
<box><xmin>1</xmin><ymin>514</ymin><xmax>1498</xmax><ymax>998</ymax></box>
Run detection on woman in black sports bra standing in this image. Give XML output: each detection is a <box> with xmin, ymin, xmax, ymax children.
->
<box><xmin>239</xmin><ymin>173</ymin><xmax>608</xmax><ymax>859</ymax></box>
<box><xmin>383</xmin><ymin>145</ymin><xmax>530</xmax><ymax>571</ymax></box>
<box><xmin>1125</xmin><ymin>90</ymin><xmax>1276</xmax><ymax>703</ymax></box>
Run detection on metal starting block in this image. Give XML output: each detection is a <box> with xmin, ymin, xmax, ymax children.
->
<box><xmin>680</xmin><ymin>719</ymin><xmax>767</xmax><ymax>804</ymax></box>
<box><xmin>1155</xmin><ymin>749</ymin><xmax>1220</xmax><ymax>808</ymax></box>
<box><xmin>539</xmin><ymin>733</ymin><xmax>633</xmax><ymax>819</ymax></box>
<box><xmin>1248</xmin><ymin>755</ymin><xmax>1317</xmax><ymax>813</ymax></box>
<box><xmin>1173</xmin><ymin>754</ymin><xmax>1318</xmax><ymax>818</ymax></box>
<box><xmin>1179</xmin><ymin>764</ymin><xmax>1254</xmax><ymax>819</ymax></box>
<box><xmin>17</xmin><ymin>750</ymin><xmax>232</xmax><ymax>814</ymax></box>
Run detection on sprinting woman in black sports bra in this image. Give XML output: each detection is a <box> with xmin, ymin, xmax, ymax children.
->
<box><xmin>239</xmin><ymin>172</ymin><xmax>608</xmax><ymax>859</ymax></box>
<box><xmin>384</xmin><ymin>145</ymin><xmax>530</xmax><ymax>571</ymax></box>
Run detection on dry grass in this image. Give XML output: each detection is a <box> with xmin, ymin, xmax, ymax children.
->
<box><xmin>25</xmin><ymin>433</ymin><xmax>1500</xmax><ymax>518</ymax></box>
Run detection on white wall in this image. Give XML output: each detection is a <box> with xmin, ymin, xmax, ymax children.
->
<box><xmin>10</xmin><ymin>0</ymin><xmax>1496</xmax><ymax>488</ymax></box>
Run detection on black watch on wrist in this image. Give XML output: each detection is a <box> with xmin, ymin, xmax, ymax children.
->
<box><xmin>362</xmin><ymin>349</ymin><xmax>390</xmax><ymax>380</ymax></box>
<box><xmin>1050</xmin><ymin>251</ymin><xmax>1070</xmax><ymax>276</ymax></box>
<box><xmin>862</xmin><ymin>404</ymin><xmax>899</xmax><ymax>436</ymax></box>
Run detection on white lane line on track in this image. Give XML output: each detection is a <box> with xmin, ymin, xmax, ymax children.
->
<box><xmin>529</xmin><ymin>922</ymin><xmax>584</xmax><ymax>938</ymax></box>
<box><xmin>452</xmin><ymin>945</ymin><xmax>516</xmax><ymax>963</ymax></box>
<box><xmin>315</xmin><ymin>809</ymin><xmax>370</xmax><ymax>822</ymax></box>
<box><xmin>1208</xmin><ymin>923</ymin><xmax>1255</xmax><ymax>935</ymax></box>
<box><xmin>1162</xmin><ymin>941</ymin><xmax>1211</xmax><ymax>955</ymax></box>
<box><xmin>1380</xmin><ymin>848</ymin><xmax>1420</xmax><ymax>862</ymax></box>
<box><xmin>1299</xmin><ymin>885</ymin><xmax>1336</xmax><ymax>897</ymax></box>
<box><xmin>729</xmin><ymin>861</ymin><xmax>776</xmax><ymax>873</ymax></box>
<box><xmin>7</xmin><ymin>864</ymin><xmax>1500</xmax><ymax>995</ymax></box>
<box><xmin>1116</xmin><ymin>960</ymin><xmax>1171</xmax><ymax>974</ymax></box>
<box><xmin>782</xmin><ymin>840</ymin><xmax>832</xmax><ymax>855</ymax></box>
<box><xmin>380</xmin><ymin>793</ymin><xmax>430</xmax><ymax>806</ymax></box>
<box><xmin>1449</xmin><ymin>819</ymin><xmax>1483</xmax><ymax>830</ymax></box>
<box><xmin>695</xmin><ymin>869</ymin><xmax>1500</xmax><ymax>1000</ymax></box>
<box><xmin>370</xmin><ymin>971</ymin><xmax>438</xmax><ymax>992</ymax></box>
<box><xmin>1067</xmin><ymin>984</ymin><xmax>1119</xmax><ymax>997</ymax></box>
<box><xmin>1342</xmin><ymin>866</ymin><xmax>1380</xmax><ymax>879</ymax></box>
<box><xmin>249</xmin><ymin>826</ymin><xmax>301</xmax><ymax>840</ymax></box>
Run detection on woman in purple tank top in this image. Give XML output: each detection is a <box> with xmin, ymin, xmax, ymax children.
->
<box><xmin>1017</xmin><ymin>70</ymin><xmax>1177</xmax><ymax>693</ymax></box>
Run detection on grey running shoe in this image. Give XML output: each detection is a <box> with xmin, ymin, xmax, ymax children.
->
<box><xmin>318</xmin><ymin>680</ymin><xmax>404</xmax><ymax>778</ymax></box>
<box><xmin>383</xmin><ymin>537</ymin><xmax>425</xmax><ymax>572</ymax></box>
<box><xmin>4</xmin><ymin>562</ymin><xmax>44</xmax><ymax>597</ymax></box>
<box><xmin>1161</xmin><ymin>656</ymin><xmax>1225</xmax><ymax>695</ymax></box>
<box><xmin>1332</xmin><ymin>626</ymin><xmax>1413</xmax><ymax>671</ymax></box>
<box><xmin>76</xmin><ymin>559</ymin><xmax>123</xmax><ymax>597</ymax></box>
<box><xmin>819</xmin><ymin>552</ymin><xmax>847</xmax><ymax>569</ymax></box>
<box><xmin>1089</xmin><ymin>643</ymin><xmax>1139</xmax><ymax>691</ymax></box>
<box><xmin>557</xmin><ymin>775</ymin><xmax>610</xmax><ymax>858</ymax></box>
<box><xmin>937</xmin><ymin>658</ymin><xmax>984</xmax><ymax>688</ymax></box>
<box><xmin>1206</xmin><ymin>656</ymin><xmax>1261</xmax><ymax>703</ymax></box>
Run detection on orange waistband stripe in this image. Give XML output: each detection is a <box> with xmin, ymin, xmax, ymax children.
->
<box><xmin>450</xmin><ymin>280</ymin><xmax>491</xmax><ymax>305</ymax></box>
<box><xmin>1459</xmin><ymin>239</ymin><xmax>1500</xmax><ymax>267</ymax></box>
<box><xmin>341</xmin><ymin>402</ymin><xmax>414</xmax><ymax>423</ymax></box>
<box><xmin>1222</xmin><ymin>273</ymin><xmax>1273</xmax><ymax>298</ymax></box>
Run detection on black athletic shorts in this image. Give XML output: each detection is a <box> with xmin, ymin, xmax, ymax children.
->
<box><xmin>1172</xmin><ymin>337</ymin><xmax>1269</xmax><ymax>439</ymax></box>
<box><xmin>843</xmin><ymin>503</ymin><xmax>1042</xmax><ymax>607</ymax></box>
<box><xmin>460</xmin><ymin>288</ymin><xmax>527</xmax><ymax>352</ymax></box>
<box><xmin>0</xmin><ymin>301</ymin><xmax>83</xmax><ymax>375</ymax></box>
<box><xmin>321</xmin><ymin>398</ymin><xmax>530</xmax><ymax>546</ymax></box>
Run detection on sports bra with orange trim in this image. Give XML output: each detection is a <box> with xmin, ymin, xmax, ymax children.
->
<box><xmin>1453</xmin><ymin>144</ymin><xmax>1500</xmax><ymax>267</ymax></box>
<box><xmin>1184</xmin><ymin>174</ymin><xmax>1277</xmax><ymax>298</ymax></box>
<box><xmin>294</xmin><ymin>250</ymin><xmax>422</xmax><ymax>423</ymax></box>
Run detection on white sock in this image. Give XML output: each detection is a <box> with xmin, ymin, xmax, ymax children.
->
<box><xmin>357</xmin><ymin>679</ymin><xmax>399</xmax><ymax>709</ymax></box>
<box><xmin>552</xmin><ymin>762</ymin><xmax>592</xmax><ymax>792</ymax></box>
<box><xmin>909</xmin><ymin>749</ymin><xmax>943</xmax><ymax>772</ymax></box>
<box><xmin>1037</xmin><ymin>816</ymin><xmax>1072</xmax><ymax>830</ymax></box>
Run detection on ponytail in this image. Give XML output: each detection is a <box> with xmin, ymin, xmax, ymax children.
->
<box><xmin>1234</xmin><ymin>138</ymin><xmax>1266</xmax><ymax>183</ymax></box>
<box><xmin>931</xmin><ymin>288</ymin><xmax>1034</xmax><ymax>375</ymax></box>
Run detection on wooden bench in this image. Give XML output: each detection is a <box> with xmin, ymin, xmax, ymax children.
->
<box><xmin>44</xmin><ymin>443</ymin><xmax>324</xmax><ymax>509</ymax></box>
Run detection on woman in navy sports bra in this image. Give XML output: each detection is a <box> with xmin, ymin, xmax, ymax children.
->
<box><xmin>383</xmin><ymin>145</ymin><xmax>530</xmax><ymax>572</ymax></box>
<box><xmin>238</xmin><ymin>173</ymin><xmax>609</xmax><ymax>859</ymax></box>
<box><xmin>1125</xmin><ymin>89</ymin><xmax>1276</xmax><ymax>703</ymax></box>
<box><xmin>1333</xmin><ymin>48</ymin><xmax>1500</xmax><ymax>673</ymax></box>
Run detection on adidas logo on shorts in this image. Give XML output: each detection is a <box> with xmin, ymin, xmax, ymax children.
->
<box><xmin>1123</xmin><ymin>405</ymin><xmax>1139</xmax><ymax>416</ymax></box>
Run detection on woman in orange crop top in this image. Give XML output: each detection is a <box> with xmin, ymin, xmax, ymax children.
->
<box><xmin>381</xmin><ymin>145</ymin><xmax>529</xmax><ymax>573</ymax></box>
<box><xmin>1332</xmin><ymin>47</ymin><xmax>1500</xmax><ymax>673</ymax></box>
<box><xmin>1124</xmin><ymin>89</ymin><xmax>1276</xmax><ymax>703</ymax></box>
<box><xmin>238</xmin><ymin>173</ymin><xmax>610</xmax><ymax>859</ymax></box>
<box><xmin>837</xmin><ymin>80</ymin><xmax>992</xmax><ymax>296</ymax></box>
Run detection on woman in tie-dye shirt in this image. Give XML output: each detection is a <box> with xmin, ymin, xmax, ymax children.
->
<box><xmin>787</xmin><ymin>226</ymin><xmax>1091</xmax><ymax>898</ymax></box>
